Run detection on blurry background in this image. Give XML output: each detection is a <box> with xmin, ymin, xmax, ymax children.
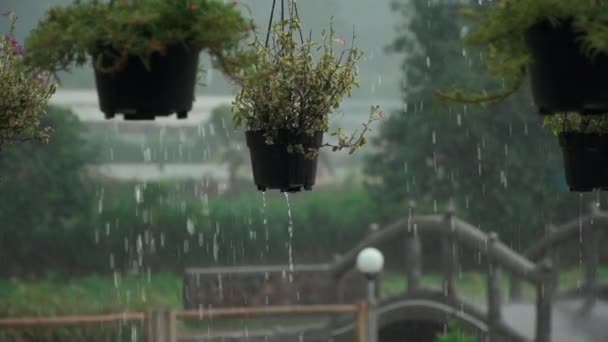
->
<box><xmin>0</xmin><ymin>0</ymin><xmax>603</xmax><ymax>340</ymax></box>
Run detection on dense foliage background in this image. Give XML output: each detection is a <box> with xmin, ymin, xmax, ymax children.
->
<box><xmin>2</xmin><ymin>5</ymin><xmax>606</xmax><ymax>342</ymax></box>
<box><xmin>363</xmin><ymin>0</ymin><xmax>585</xmax><ymax>249</ymax></box>
<box><xmin>0</xmin><ymin>106</ymin><xmax>377</xmax><ymax>276</ymax></box>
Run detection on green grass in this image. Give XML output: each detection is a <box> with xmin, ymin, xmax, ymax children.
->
<box><xmin>2</xmin><ymin>266</ymin><xmax>607</xmax><ymax>317</ymax></box>
<box><xmin>0</xmin><ymin>272</ymin><xmax>182</xmax><ymax>317</ymax></box>
<box><xmin>0</xmin><ymin>273</ymin><xmax>326</xmax><ymax>339</ymax></box>
<box><xmin>0</xmin><ymin>265</ymin><xmax>606</xmax><ymax>340</ymax></box>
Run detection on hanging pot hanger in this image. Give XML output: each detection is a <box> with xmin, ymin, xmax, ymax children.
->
<box><xmin>264</xmin><ymin>0</ymin><xmax>304</xmax><ymax>48</ymax></box>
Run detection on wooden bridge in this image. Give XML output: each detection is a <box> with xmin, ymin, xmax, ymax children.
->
<box><xmin>322</xmin><ymin>202</ymin><xmax>608</xmax><ymax>342</ymax></box>
<box><xmin>183</xmin><ymin>202</ymin><xmax>608</xmax><ymax>342</ymax></box>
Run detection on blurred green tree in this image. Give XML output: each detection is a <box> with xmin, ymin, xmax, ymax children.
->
<box><xmin>364</xmin><ymin>0</ymin><xmax>581</xmax><ymax>249</ymax></box>
<box><xmin>0</xmin><ymin>105</ymin><xmax>98</xmax><ymax>275</ymax></box>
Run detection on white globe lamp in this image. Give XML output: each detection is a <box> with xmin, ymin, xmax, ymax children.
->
<box><xmin>356</xmin><ymin>247</ymin><xmax>384</xmax><ymax>279</ymax></box>
<box><xmin>356</xmin><ymin>247</ymin><xmax>384</xmax><ymax>342</ymax></box>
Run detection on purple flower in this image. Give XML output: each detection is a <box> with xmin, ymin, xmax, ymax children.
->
<box><xmin>0</xmin><ymin>10</ymin><xmax>14</xmax><ymax>17</ymax></box>
<box><xmin>34</xmin><ymin>73</ymin><xmax>47</xmax><ymax>85</ymax></box>
<box><xmin>4</xmin><ymin>35</ymin><xmax>24</xmax><ymax>56</ymax></box>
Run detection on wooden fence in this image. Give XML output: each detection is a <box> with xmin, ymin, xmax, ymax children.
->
<box><xmin>0</xmin><ymin>302</ymin><xmax>369</xmax><ymax>342</ymax></box>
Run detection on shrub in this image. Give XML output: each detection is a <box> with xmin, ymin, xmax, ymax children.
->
<box><xmin>25</xmin><ymin>0</ymin><xmax>255</xmax><ymax>76</ymax></box>
<box><xmin>435</xmin><ymin>321</ymin><xmax>479</xmax><ymax>342</ymax></box>
<box><xmin>0</xmin><ymin>12</ymin><xmax>56</xmax><ymax>146</ymax></box>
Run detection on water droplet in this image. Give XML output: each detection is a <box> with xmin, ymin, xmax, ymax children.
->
<box><xmin>284</xmin><ymin>193</ymin><xmax>295</xmax><ymax>283</ymax></box>
<box><xmin>186</xmin><ymin>218</ymin><xmax>195</xmax><ymax>235</ymax></box>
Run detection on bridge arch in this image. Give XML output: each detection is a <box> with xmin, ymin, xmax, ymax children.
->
<box><xmin>327</xmin><ymin>203</ymin><xmax>552</xmax><ymax>342</ymax></box>
<box><xmin>331</xmin><ymin>290</ymin><xmax>527</xmax><ymax>342</ymax></box>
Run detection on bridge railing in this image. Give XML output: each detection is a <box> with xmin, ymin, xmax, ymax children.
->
<box><xmin>329</xmin><ymin>201</ymin><xmax>554</xmax><ymax>342</ymax></box>
<box><xmin>511</xmin><ymin>202</ymin><xmax>606</xmax><ymax>313</ymax></box>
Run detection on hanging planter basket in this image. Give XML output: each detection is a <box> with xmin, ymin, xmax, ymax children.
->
<box><xmin>25</xmin><ymin>0</ymin><xmax>254</xmax><ymax>121</ymax></box>
<box><xmin>246</xmin><ymin>130</ymin><xmax>323</xmax><ymax>192</ymax></box>
<box><xmin>94</xmin><ymin>45</ymin><xmax>199</xmax><ymax>120</ymax></box>
<box><xmin>558</xmin><ymin>133</ymin><xmax>608</xmax><ymax>191</ymax></box>
<box><xmin>525</xmin><ymin>19</ymin><xmax>608</xmax><ymax>115</ymax></box>
<box><xmin>231</xmin><ymin>0</ymin><xmax>378</xmax><ymax>193</ymax></box>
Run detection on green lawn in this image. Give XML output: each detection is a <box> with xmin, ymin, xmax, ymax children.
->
<box><xmin>0</xmin><ymin>267</ymin><xmax>606</xmax><ymax>340</ymax></box>
<box><xmin>2</xmin><ymin>266</ymin><xmax>607</xmax><ymax>317</ymax></box>
<box><xmin>0</xmin><ymin>272</ymin><xmax>182</xmax><ymax>316</ymax></box>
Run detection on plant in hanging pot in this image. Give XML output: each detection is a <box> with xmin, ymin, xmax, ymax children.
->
<box><xmin>232</xmin><ymin>3</ymin><xmax>383</xmax><ymax>193</ymax></box>
<box><xmin>1</xmin><ymin>12</ymin><xmax>56</xmax><ymax>146</ymax></box>
<box><xmin>543</xmin><ymin>113</ymin><xmax>608</xmax><ymax>192</ymax></box>
<box><xmin>436</xmin><ymin>0</ymin><xmax>608</xmax><ymax>116</ymax></box>
<box><xmin>25</xmin><ymin>0</ymin><xmax>255</xmax><ymax>120</ymax></box>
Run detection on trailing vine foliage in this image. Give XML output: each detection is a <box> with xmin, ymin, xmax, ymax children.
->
<box><xmin>25</xmin><ymin>0</ymin><xmax>256</xmax><ymax>77</ymax></box>
<box><xmin>436</xmin><ymin>0</ymin><xmax>608</xmax><ymax>104</ymax></box>
<box><xmin>232</xmin><ymin>1</ymin><xmax>383</xmax><ymax>158</ymax></box>
<box><xmin>0</xmin><ymin>13</ymin><xmax>56</xmax><ymax>146</ymax></box>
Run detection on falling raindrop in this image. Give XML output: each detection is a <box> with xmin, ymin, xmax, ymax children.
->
<box><xmin>98</xmin><ymin>187</ymin><xmax>104</xmax><ymax>214</ymax></box>
<box><xmin>143</xmin><ymin>147</ymin><xmax>152</xmax><ymax>162</ymax></box>
<box><xmin>186</xmin><ymin>218</ymin><xmax>195</xmax><ymax>235</ymax></box>
<box><xmin>284</xmin><ymin>192</ymin><xmax>295</xmax><ymax>282</ymax></box>
<box><xmin>135</xmin><ymin>185</ymin><xmax>143</xmax><ymax>204</ymax></box>
<box><xmin>261</xmin><ymin>192</ymin><xmax>269</xmax><ymax>254</ymax></box>
<box><xmin>213</xmin><ymin>223</ymin><xmax>220</xmax><ymax>261</ymax></box>
<box><xmin>136</xmin><ymin>235</ymin><xmax>143</xmax><ymax>255</ymax></box>
<box><xmin>500</xmin><ymin>170</ymin><xmax>508</xmax><ymax>189</ymax></box>
<box><xmin>217</xmin><ymin>274</ymin><xmax>224</xmax><ymax>301</ymax></box>
<box><xmin>131</xmin><ymin>324</ymin><xmax>137</xmax><ymax>342</ymax></box>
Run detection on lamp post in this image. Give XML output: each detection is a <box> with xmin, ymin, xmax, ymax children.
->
<box><xmin>357</xmin><ymin>247</ymin><xmax>384</xmax><ymax>342</ymax></box>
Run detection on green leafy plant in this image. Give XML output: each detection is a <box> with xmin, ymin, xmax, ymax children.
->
<box><xmin>543</xmin><ymin>112</ymin><xmax>608</xmax><ymax>135</ymax></box>
<box><xmin>435</xmin><ymin>321</ymin><xmax>478</xmax><ymax>342</ymax></box>
<box><xmin>436</xmin><ymin>0</ymin><xmax>608</xmax><ymax>104</ymax></box>
<box><xmin>25</xmin><ymin>0</ymin><xmax>255</xmax><ymax>77</ymax></box>
<box><xmin>0</xmin><ymin>12</ymin><xmax>56</xmax><ymax>146</ymax></box>
<box><xmin>232</xmin><ymin>1</ymin><xmax>383</xmax><ymax>157</ymax></box>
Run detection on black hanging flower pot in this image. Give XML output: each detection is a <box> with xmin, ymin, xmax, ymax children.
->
<box><xmin>559</xmin><ymin>133</ymin><xmax>608</xmax><ymax>191</ymax></box>
<box><xmin>525</xmin><ymin>19</ymin><xmax>608</xmax><ymax>115</ymax></box>
<box><xmin>93</xmin><ymin>45</ymin><xmax>199</xmax><ymax>120</ymax></box>
<box><xmin>246</xmin><ymin>130</ymin><xmax>323</xmax><ymax>193</ymax></box>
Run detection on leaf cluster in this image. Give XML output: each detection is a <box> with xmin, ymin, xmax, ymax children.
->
<box><xmin>25</xmin><ymin>0</ymin><xmax>256</xmax><ymax>76</ymax></box>
<box><xmin>0</xmin><ymin>15</ymin><xmax>56</xmax><ymax>146</ymax></box>
<box><xmin>232</xmin><ymin>10</ymin><xmax>381</xmax><ymax>156</ymax></box>
<box><xmin>437</xmin><ymin>0</ymin><xmax>608</xmax><ymax>104</ymax></box>
<box><xmin>543</xmin><ymin>112</ymin><xmax>608</xmax><ymax>135</ymax></box>
<box><xmin>435</xmin><ymin>321</ymin><xmax>478</xmax><ymax>342</ymax></box>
